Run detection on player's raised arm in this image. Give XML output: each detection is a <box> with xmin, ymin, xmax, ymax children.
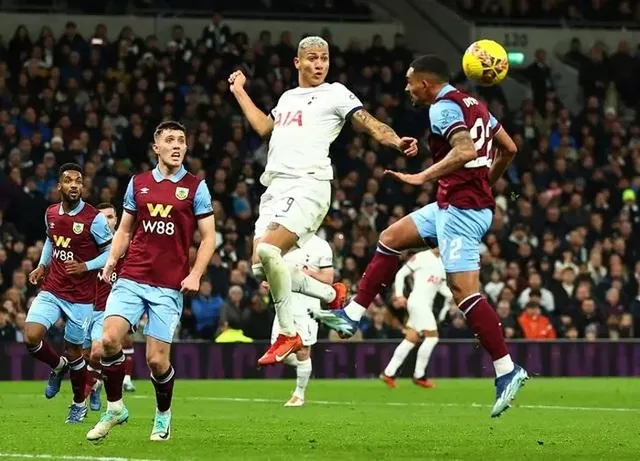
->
<box><xmin>228</xmin><ymin>70</ymin><xmax>274</xmax><ymax>138</ymax></box>
<box><xmin>350</xmin><ymin>109</ymin><xmax>418</xmax><ymax>156</ymax></box>
<box><xmin>488</xmin><ymin>118</ymin><xmax>518</xmax><ymax>186</ymax></box>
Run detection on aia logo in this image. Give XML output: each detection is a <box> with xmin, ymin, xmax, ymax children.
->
<box><xmin>273</xmin><ymin>110</ymin><xmax>303</xmax><ymax>127</ymax></box>
<box><xmin>426</xmin><ymin>275</ymin><xmax>442</xmax><ymax>284</ymax></box>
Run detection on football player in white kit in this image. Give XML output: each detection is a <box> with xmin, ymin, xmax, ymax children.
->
<box><xmin>263</xmin><ymin>235</ymin><xmax>333</xmax><ymax>406</ymax></box>
<box><xmin>381</xmin><ymin>248</ymin><xmax>453</xmax><ymax>388</ymax></box>
<box><xmin>228</xmin><ymin>36</ymin><xmax>417</xmax><ymax>366</ymax></box>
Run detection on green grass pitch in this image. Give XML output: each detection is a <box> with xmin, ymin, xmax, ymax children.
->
<box><xmin>0</xmin><ymin>378</ymin><xmax>639</xmax><ymax>461</ymax></box>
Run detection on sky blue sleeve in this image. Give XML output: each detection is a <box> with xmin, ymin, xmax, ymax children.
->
<box><xmin>193</xmin><ymin>180</ymin><xmax>214</xmax><ymax>217</ymax></box>
<box><xmin>39</xmin><ymin>238</ymin><xmax>52</xmax><ymax>266</ymax></box>
<box><xmin>90</xmin><ymin>213</ymin><xmax>113</xmax><ymax>247</ymax></box>
<box><xmin>123</xmin><ymin>178</ymin><xmax>136</xmax><ymax>212</ymax></box>
<box><xmin>85</xmin><ymin>247</ymin><xmax>110</xmax><ymax>271</ymax></box>
<box><xmin>489</xmin><ymin>112</ymin><xmax>499</xmax><ymax>130</ymax></box>
<box><xmin>429</xmin><ymin>100</ymin><xmax>466</xmax><ymax>138</ymax></box>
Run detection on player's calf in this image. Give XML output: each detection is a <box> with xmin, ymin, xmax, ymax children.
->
<box><xmin>381</xmin><ymin>332</ymin><xmax>419</xmax><ymax>387</ymax></box>
<box><xmin>413</xmin><ymin>331</ymin><xmax>438</xmax><ymax>388</ymax></box>
<box><xmin>283</xmin><ymin>347</ymin><xmax>312</xmax><ymax>407</ymax></box>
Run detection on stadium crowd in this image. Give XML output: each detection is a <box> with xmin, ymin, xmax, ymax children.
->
<box><xmin>0</xmin><ymin>11</ymin><xmax>639</xmax><ymax>345</ymax></box>
<box><xmin>455</xmin><ymin>0</ymin><xmax>640</xmax><ymax>21</ymax></box>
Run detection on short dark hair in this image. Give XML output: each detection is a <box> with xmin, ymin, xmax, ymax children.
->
<box><xmin>154</xmin><ymin>121</ymin><xmax>186</xmax><ymax>139</ymax></box>
<box><xmin>58</xmin><ymin>162</ymin><xmax>83</xmax><ymax>179</ymax></box>
<box><xmin>410</xmin><ymin>54</ymin><xmax>450</xmax><ymax>83</ymax></box>
<box><xmin>525</xmin><ymin>301</ymin><xmax>540</xmax><ymax>310</ymax></box>
<box><xmin>97</xmin><ymin>202</ymin><xmax>115</xmax><ymax>211</ymax></box>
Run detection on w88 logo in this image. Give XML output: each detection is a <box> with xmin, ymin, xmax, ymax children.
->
<box><xmin>52</xmin><ymin>249</ymin><xmax>74</xmax><ymax>262</ymax></box>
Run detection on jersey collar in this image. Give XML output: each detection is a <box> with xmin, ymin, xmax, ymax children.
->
<box><xmin>435</xmin><ymin>84</ymin><xmax>456</xmax><ymax>100</ymax></box>
<box><xmin>152</xmin><ymin>165</ymin><xmax>187</xmax><ymax>183</ymax></box>
<box><xmin>58</xmin><ymin>199</ymin><xmax>85</xmax><ymax>216</ymax></box>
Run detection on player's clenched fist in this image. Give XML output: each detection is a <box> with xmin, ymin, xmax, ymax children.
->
<box><xmin>400</xmin><ymin>137</ymin><xmax>419</xmax><ymax>156</ymax></box>
<box><xmin>228</xmin><ymin>70</ymin><xmax>246</xmax><ymax>93</ymax></box>
<box><xmin>29</xmin><ymin>265</ymin><xmax>46</xmax><ymax>285</ymax></box>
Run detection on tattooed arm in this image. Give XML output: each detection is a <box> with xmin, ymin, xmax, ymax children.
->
<box><xmin>384</xmin><ymin>130</ymin><xmax>477</xmax><ymax>185</ymax></box>
<box><xmin>350</xmin><ymin>109</ymin><xmax>417</xmax><ymax>155</ymax></box>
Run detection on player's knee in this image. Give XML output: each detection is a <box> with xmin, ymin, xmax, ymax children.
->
<box><xmin>63</xmin><ymin>343</ymin><xmax>83</xmax><ymax>361</ymax></box>
<box><xmin>23</xmin><ymin>324</ymin><xmax>44</xmax><ymax>347</ymax></box>
<box><xmin>256</xmin><ymin>242</ymin><xmax>282</xmax><ymax>263</ymax></box>
<box><xmin>101</xmin><ymin>332</ymin><xmax>122</xmax><ymax>356</ymax></box>
<box><xmin>404</xmin><ymin>329</ymin><xmax>421</xmax><ymax>344</ymax></box>
<box><xmin>379</xmin><ymin>227</ymin><xmax>401</xmax><ymax>251</ymax></box>
<box><xmin>90</xmin><ymin>344</ymin><xmax>103</xmax><ymax>366</ymax></box>
<box><xmin>423</xmin><ymin>330</ymin><xmax>439</xmax><ymax>339</ymax></box>
<box><xmin>146</xmin><ymin>352</ymin><xmax>170</xmax><ymax>376</ymax></box>
<box><xmin>295</xmin><ymin>347</ymin><xmax>310</xmax><ymax>361</ymax></box>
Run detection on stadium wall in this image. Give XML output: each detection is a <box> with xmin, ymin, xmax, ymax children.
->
<box><xmin>0</xmin><ymin>13</ymin><xmax>403</xmax><ymax>49</ymax></box>
<box><xmin>1</xmin><ymin>341</ymin><xmax>639</xmax><ymax>380</ymax></box>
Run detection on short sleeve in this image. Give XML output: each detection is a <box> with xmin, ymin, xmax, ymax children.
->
<box><xmin>429</xmin><ymin>100</ymin><xmax>466</xmax><ymax>140</ymax></box>
<box><xmin>123</xmin><ymin>178</ymin><xmax>136</xmax><ymax>212</ymax></box>
<box><xmin>331</xmin><ymin>83</ymin><xmax>363</xmax><ymax>120</ymax></box>
<box><xmin>313</xmin><ymin>239</ymin><xmax>334</xmax><ymax>269</ymax></box>
<box><xmin>90</xmin><ymin>213</ymin><xmax>113</xmax><ymax>248</ymax></box>
<box><xmin>193</xmin><ymin>180</ymin><xmax>214</xmax><ymax>218</ymax></box>
<box><xmin>489</xmin><ymin>112</ymin><xmax>502</xmax><ymax>134</ymax></box>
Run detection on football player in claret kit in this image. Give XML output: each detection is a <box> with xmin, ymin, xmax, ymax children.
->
<box><xmin>315</xmin><ymin>55</ymin><xmax>529</xmax><ymax>417</ymax></box>
<box><xmin>229</xmin><ymin>35</ymin><xmax>418</xmax><ymax>367</ymax></box>
<box><xmin>25</xmin><ymin>163</ymin><xmax>113</xmax><ymax>423</ymax></box>
<box><xmin>86</xmin><ymin>121</ymin><xmax>216</xmax><ymax>441</ymax></box>
<box><xmin>82</xmin><ymin>203</ymin><xmax>122</xmax><ymax>412</ymax></box>
<box><xmin>265</xmin><ymin>235</ymin><xmax>334</xmax><ymax>406</ymax></box>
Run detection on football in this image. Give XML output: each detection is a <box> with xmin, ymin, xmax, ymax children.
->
<box><xmin>462</xmin><ymin>39</ymin><xmax>509</xmax><ymax>86</ymax></box>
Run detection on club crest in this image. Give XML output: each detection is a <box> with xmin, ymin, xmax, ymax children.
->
<box><xmin>72</xmin><ymin>222</ymin><xmax>84</xmax><ymax>235</ymax></box>
<box><xmin>175</xmin><ymin>187</ymin><xmax>189</xmax><ymax>201</ymax></box>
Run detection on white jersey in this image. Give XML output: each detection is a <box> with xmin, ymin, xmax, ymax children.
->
<box><xmin>394</xmin><ymin>250</ymin><xmax>453</xmax><ymax>309</ymax></box>
<box><xmin>283</xmin><ymin>235</ymin><xmax>334</xmax><ymax>316</ymax></box>
<box><xmin>262</xmin><ymin>82</ymin><xmax>363</xmax><ymax>186</ymax></box>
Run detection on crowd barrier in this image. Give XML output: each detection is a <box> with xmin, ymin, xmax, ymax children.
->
<box><xmin>2</xmin><ymin>340</ymin><xmax>639</xmax><ymax>380</ymax></box>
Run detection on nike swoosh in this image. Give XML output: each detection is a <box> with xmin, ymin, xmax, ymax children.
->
<box><xmin>159</xmin><ymin>430</ymin><xmax>170</xmax><ymax>440</ymax></box>
<box><xmin>275</xmin><ymin>347</ymin><xmax>294</xmax><ymax>362</ymax></box>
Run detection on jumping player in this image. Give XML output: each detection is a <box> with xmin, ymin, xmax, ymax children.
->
<box><xmin>82</xmin><ymin>203</ymin><xmax>121</xmax><ymax>412</ymax></box>
<box><xmin>25</xmin><ymin>163</ymin><xmax>112</xmax><ymax>423</ymax></box>
<box><xmin>86</xmin><ymin>121</ymin><xmax>216</xmax><ymax>441</ymax></box>
<box><xmin>381</xmin><ymin>248</ymin><xmax>451</xmax><ymax>388</ymax></box>
<box><xmin>314</xmin><ymin>55</ymin><xmax>527</xmax><ymax>417</ymax></box>
<box><xmin>265</xmin><ymin>235</ymin><xmax>334</xmax><ymax>406</ymax></box>
<box><xmin>229</xmin><ymin>36</ymin><xmax>417</xmax><ymax>366</ymax></box>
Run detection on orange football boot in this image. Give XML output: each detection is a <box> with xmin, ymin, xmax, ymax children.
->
<box><xmin>412</xmin><ymin>377</ymin><xmax>436</xmax><ymax>388</ymax></box>
<box><xmin>328</xmin><ymin>282</ymin><xmax>347</xmax><ymax>310</ymax></box>
<box><xmin>379</xmin><ymin>373</ymin><xmax>397</xmax><ymax>389</ymax></box>
<box><xmin>258</xmin><ymin>333</ymin><xmax>303</xmax><ymax>366</ymax></box>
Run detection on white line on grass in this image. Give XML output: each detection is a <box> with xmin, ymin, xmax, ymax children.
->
<box><xmin>0</xmin><ymin>454</ymin><xmax>163</xmax><ymax>461</ymax></box>
<box><xmin>129</xmin><ymin>395</ymin><xmax>640</xmax><ymax>413</ymax></box>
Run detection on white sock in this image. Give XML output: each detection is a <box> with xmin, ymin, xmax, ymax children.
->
<box><xmin>54</xmin><ymin>356</ymin><xmax>67</xmax><ymax>373</ymax></box>
<box><xmin>294</xmin><ymin>358</ymin><xmax>312</xmax><ymax>399</ymax></box>
<box><xmin>123</xmin><ymin>375</ymin><xmax>132</xmax><ymax>384</ymax></box>
<box><xmin>258</xmin><ymin>243</ymin><xmax>295</xmax><ymax>336</ymax></box>
<box><xmin>414</xmin><ymin>337</ymin><xmax>438</xmax><ymax>379</ymax></box>
<box><xmin>93</xmin><ymin>379</ymin><xmax>102</xmax><ymax>391</ymax></box>
<box><xmin>283</xmin><ymin>355</ymin><xmax>298</xmax><ymax>367</ymax></box>
<box><xmin>156</xmin><ymin>408</ymin><xmax>171</xmax><ymax>417</ymax></box>
<box><xmin>493</xmin><ymin>355</ymin><xmax>515</xmax><ymax>378</ymax></box>
<box><xmin>107</xmin><ymin>399</ymin><xmax>124</xmax><ymax>413</ymax></box>
<box><xmin>344</xmin><ymin>301</ymin><xmax>366</xmax><ymax>321</ymax></box>
<box><xmin>73</xmin><ymin>400</ymin><xmax>87</xmax><ymax>407</ymax></box>
<box><xmin>290</xmin><ymin>266</ymin><xmax>336</xmax><ymax>303</ymax></box>
<box><xmin>383</xmin><ymin>339</ymin><xmax>415</xmax><ymax>377</ymax></box>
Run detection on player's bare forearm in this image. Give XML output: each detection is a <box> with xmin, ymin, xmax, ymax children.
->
<box><xmin>420</xmin><ymin>130</ymin><xmax>477</xmax><ymax>183</ymax></box>
<box><xmin>489</xmin><ymin>127</ymin><xmax>518</xmax><ymax>186</ymax></box>
<box><xmin>108</xmin><ymin>213</ymin><xmax>134</xmax><ymax>262</ymax></box>
<box><xmin>232</xmin><ymin>87</ymin><xmax>274</xmax><ymax>138</ymax></box>
<box><xmin>192</xmin><ymin>215</ymin><xmax>216</xmax><ymax>278</ymax></box>
<box><xmin>350</xmin><ymin>109</ymin><xmax>402</xmax><ymax>150</ymax></box>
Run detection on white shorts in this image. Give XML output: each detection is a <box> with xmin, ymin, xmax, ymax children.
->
<box><xmin>271</xmin><ymin>313</ymin><xmax>318</xmax><ymax>347</ymax></box>
<box><xmin>406</xmin><ymin>299</ymin><xmax>437</xmax><ymax>332</ymax></box>
<box><xmin>254</xmin><ymin>176</ymin><xmax>331</xmax><ymax>247</ymax></box>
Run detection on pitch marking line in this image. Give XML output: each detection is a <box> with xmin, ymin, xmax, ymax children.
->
<box><xmin>0</xmin><ymin>454</ymin><xmax>163</xmax><ymax>461</ymax></box>
<box><xmin>130</xmin><ymin>395</ymin><xmax>640</xmax><ymax>413</ymax></box>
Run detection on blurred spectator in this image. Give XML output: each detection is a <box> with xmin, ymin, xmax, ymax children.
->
<box><xmin>518</xmin><ymin>301</ymin><xmax>557</xmax><ymax>339</ymax></box>
<box><xmin>190</xmin><ymin>279</ymin><xmax>224</xmax><ymax>339</ymax></box>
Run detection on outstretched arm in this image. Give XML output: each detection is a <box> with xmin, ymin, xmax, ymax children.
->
<box><xmin>489</xmin><ymin>126</ymin><xmax>518</xmax><ymax>186</ymax></box>
<box><xmin>385</xmin><ymin>129</ymin><xmax>476</xmax><ymax>185</ymax></box>
<box><xmin>228</xmin><ymin>70</ymin><xmax>274</xmax><ymax>138</ymax></box>
<box><xmin>351</xmin><ymin>109</ymin><xmax>417</xmax><ymax>155</ymax></box>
